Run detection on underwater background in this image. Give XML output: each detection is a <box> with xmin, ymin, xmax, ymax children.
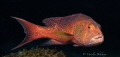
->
<box><xmin>0</xmin><ymin>0</ymin><xmax>119</xmax><ymax>57</ymax></box>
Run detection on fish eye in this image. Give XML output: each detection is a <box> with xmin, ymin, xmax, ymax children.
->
<box><xmin>88</xmin><ymin>24</ymin><xmax>95</xmax><ymax>30</ymax></box>
<box><xmin>88</xmin><ymin>26</ymin><xmax>90</xmax><ymax>29</ymax></box>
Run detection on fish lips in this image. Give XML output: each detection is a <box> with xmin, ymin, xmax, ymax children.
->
<box><xmin>74</xmin><ymin>36</ymin><xmax>104</xmax><ymax>47</ymax></box>
<box><xmin>89</xmin><ymin>36</ymin><xmax>104</xmax><ymax>45</ymax></box>
<box><xmin>83</xmin><ymin>36</ymin><xmax>104</xmax><ymax>47</ymax></box>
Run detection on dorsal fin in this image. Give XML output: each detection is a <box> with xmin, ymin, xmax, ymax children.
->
<box><xmin>42</xmin><ymin>17</ymin><xmax>63</xmax><ymax>26</ymax></box>
<box><xmin>42</xmin><ymin>14</ymin><xmax>84</xmax><ymax>26</ymax></box>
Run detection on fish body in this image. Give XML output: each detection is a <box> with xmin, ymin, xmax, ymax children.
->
<box><xmin>11</xmin><ymin>13</ymin><xmax>104</xmax><ymax>50</ymax></box>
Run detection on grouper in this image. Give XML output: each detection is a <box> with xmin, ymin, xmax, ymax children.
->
<box><xmin>11</xmin><ymin>13</ymin><xmax>104</xmax><ymax>50</ymax></box>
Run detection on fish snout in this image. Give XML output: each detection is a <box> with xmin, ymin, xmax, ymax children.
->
<box><xmin>89</xmin><ymin>36</ymin><xmax>104</xmax><ymax>45</ymax></box>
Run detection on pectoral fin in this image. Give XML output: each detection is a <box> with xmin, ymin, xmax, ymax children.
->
<box><xmin>53</xmin><ymin>31</ymin><xmax>73</xmax><ymax>40</ymax></box>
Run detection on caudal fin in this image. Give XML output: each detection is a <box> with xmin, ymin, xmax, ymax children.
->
<box><xmin>11</xmin><ymin>17</ymin><xmax>45</xmax><ymax>50</ymax></box>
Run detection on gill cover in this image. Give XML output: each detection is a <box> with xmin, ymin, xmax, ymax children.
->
<box><xmin>73</xmin><ymin>24</ymin><xmax>89</xmax><ymax>46</ymax></box>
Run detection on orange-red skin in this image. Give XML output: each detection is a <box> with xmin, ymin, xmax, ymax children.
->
<box><xmin>11</xmin><ymin>13</ymin><xmax>103</xmax><ymax>50</ymax></box>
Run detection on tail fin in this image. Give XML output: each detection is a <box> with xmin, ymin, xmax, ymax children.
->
<box><xmin>11</xmin><ymin>17</ymin><xmax>45</xmax><ymax>50</ymax></box>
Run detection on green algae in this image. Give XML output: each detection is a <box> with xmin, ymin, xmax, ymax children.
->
<box><xmin>3</xmin><ymin>48</ymin><xmax>66</xmax><ymax>57</ymax></box>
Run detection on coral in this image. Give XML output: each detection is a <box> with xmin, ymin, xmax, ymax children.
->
<box><xmin>3</xmin><ymin>48</ymin><xmax>66</xmax><ymax>57</ymax></box>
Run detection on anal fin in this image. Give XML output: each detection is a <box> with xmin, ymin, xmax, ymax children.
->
<box><xmin>40</xmin><ymin>39</ymin><xmax>66</xmax><ymax>46</ymax></box>
<box><xmin>73</xmin><ymin>44</ymin><xmax>80</xmax><ymax>47</ymax></box>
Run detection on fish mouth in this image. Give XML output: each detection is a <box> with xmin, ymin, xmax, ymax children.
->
<box><xmin>89</xmin><ymin>36</ymin><xmax>104</xmax><ymax>45</ymax></box>
<box><xmin>73</xmin><ymin>36</ymin><xmax>104</xmax><ymax>47</ymax></box>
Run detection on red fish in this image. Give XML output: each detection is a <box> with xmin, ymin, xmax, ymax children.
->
<box><xmin>11</xmin><ymin>14</ymin><xmax>104</xmax><ymax>50</ymax></box>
